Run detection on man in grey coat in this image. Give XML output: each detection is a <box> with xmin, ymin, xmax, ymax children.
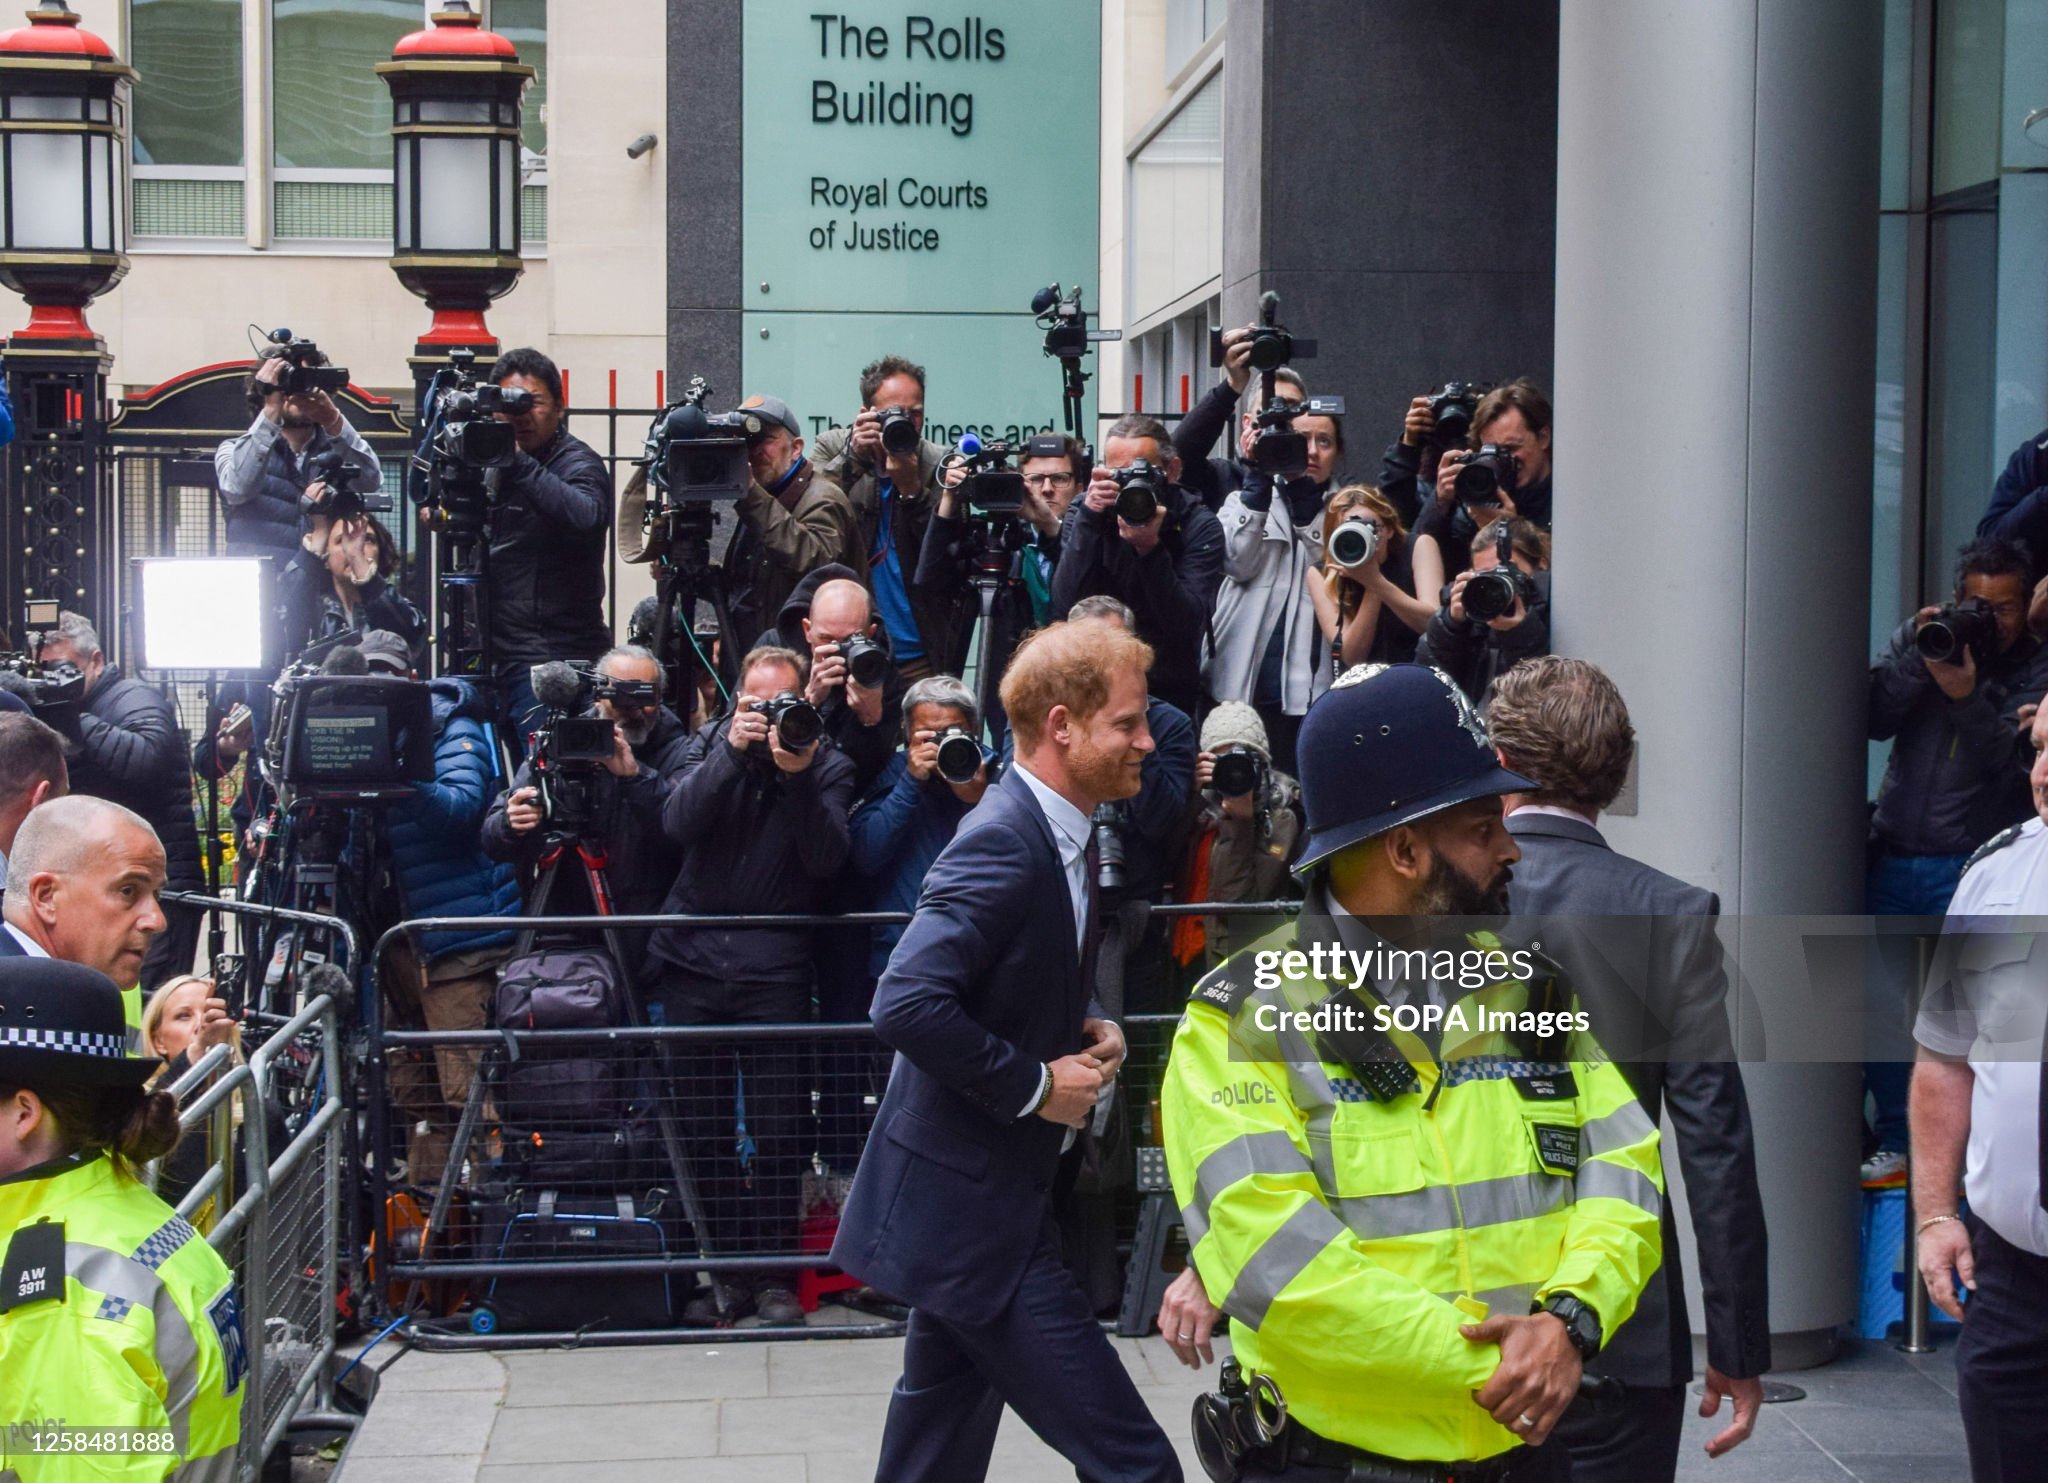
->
<box><xmin>1490</xmin><ymin>657</ymin><xmax>1772</xmax><ymax>1483</ymax></box>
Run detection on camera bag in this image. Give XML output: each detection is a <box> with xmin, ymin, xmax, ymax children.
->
<box><xmin>493</xmin><ymin>945</ymin><xmax>631</xmax><ymax>1130</ymax></box>
<box><xmin>474</xmin><ymin>1188</ymin><xmax>674</xmax><ymax>1333</ymax></box>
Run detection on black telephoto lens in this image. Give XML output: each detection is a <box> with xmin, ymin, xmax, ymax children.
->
<box><xmin>934</xmin><ymin>727</ymin><xmax>982</xmax><ymax>785</ymax></box>
<box><xmin>839</xmin><ymin>634</ymin><xmax>888</xmax><ymax>689</ymax></box>
<box><xmin>1462</xmin><ymin>569</ymin><xmax>1520</xmax><ymax>623</ymax></box>
<box><xmin>762</xmin><ymin>692</ymin><xmax>822</xmax><ymax>749</ymax></box>
<box><xmin>878</xmin><ymin>407</ymin><xmax>921</xmax><ymax>456</ymax></box>
<box><xmin>1211</xmin><ymin>750</ymin><xmax>1260</xmax><ymax>798</ymax></box>
<box><xmin>1453</xmin><ymin>458</ymin><xmax>1499</xmax><ymax>504</ymax></box>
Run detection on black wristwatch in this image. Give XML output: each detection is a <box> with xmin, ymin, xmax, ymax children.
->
<box><xmin>1535</xmin><ymin>1294</ymin><xmax>1602</xmax><ymax>1361</ymax></box>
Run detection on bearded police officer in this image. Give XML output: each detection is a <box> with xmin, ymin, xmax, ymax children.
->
<box><xmin>0</xmin><ymin>958</ymin><xmax>245</xmax><ymax>1479</ymax></box>
<box><xmin>1160</xmin><ymin>664</ymin><xmax>1663</xmax><ymax>1481</ymax></box>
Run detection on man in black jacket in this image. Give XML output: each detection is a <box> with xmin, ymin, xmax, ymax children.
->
<box><xmin>1172</xmin><ymin>325</ymin><xmax>1307</xmax><ymax>511</ymax></box>
<box><xmin>1864</xmin><ymin>535</ymin><xmax>2048</xmax><ymax>1180</ymax></box>
<box><xmin>1491</xmin><ymin>658</ymin><xmax>1771</xmax><ymax>1483</ymax></box>
<box><xmin>481</xmin><ymin>645</ymin><xmax>691</xmax><ymax>923</ymax></box>
<box><xmin>34</xmin><ymin>612</ymin><xmax>201</xmax><ymax>990</ymax></box>
<box><xmin>1051</xmin><ymin>414</ymin><xmax>1226</xmax><ymax>720</ymax></box>
<box><xmin>649</xmin><ymin>644</ymin><xmax>857</xmax><ymax>1326</ymax></box>
<box><xmin>1416</xmin><ymin>518</ymin><xmax>1552</xmax><ymax>704</ymax></box>
<box><xmin>1411</xmin><ymin>379</ymin><xmax>1556</xmax><ymax>583</ymax></box>
<box><xmin>775</xmin><ymin>568</ymin><xmax>905</xmax><ymax>795</ymax></box>
<box><xmin>485</xmin><ymin>347</ymin><xmax>613</xmax><ymax>757</ymax></box>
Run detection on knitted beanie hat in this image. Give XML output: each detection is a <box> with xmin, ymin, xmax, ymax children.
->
<box><xmin>1200</xmin><ymin>700</ymin><xmax>1270</xmax><ymax>761</ymax></box>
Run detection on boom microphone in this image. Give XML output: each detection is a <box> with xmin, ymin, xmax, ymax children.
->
<box><xmin>530</xmin><ymin>660</ymin><xmax>588</xmax><ymax>714</ymax></box>
<box><xmin>298</xmin><ymin>960</ymin><xmax>357</xmax><ymax>1022</ymax></box>
<box><xmin>957</xmin><ymin>431</ymin><xmax>983</xmax><ymax>457</ymax></box>
<box><xmin>319</xmin><ymin>643</ymin><xmax>368</xmax><ymax>676</ymax></box>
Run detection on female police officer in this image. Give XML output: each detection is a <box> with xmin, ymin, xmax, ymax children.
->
<box><xmin>0</xmin><ymin>958</ymin><xmax>244</xmax><ymax>1480</ymax></box>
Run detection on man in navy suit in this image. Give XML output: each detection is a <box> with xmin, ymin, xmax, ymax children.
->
<box><xmin>832</xmin><ymin>618</ymin><xmax>1184</xmax><ymax>1483</ymax></box>
<box><xmin>1489</xmin><ymin>658</ymin><xmax>1771</xmax><ymax>1482</ymax></box>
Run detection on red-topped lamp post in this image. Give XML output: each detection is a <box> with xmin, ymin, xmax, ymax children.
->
<box><xmin>0</xmin><ymin>0</ymin><xmax>135</xmax><ymax>631</ymax></box>
<box><xmin>377</xmin><ymin>1</ymin><xmax>531</xmax><ymax>420</ymax></box>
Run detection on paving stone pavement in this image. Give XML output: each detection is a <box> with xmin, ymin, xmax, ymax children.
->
<box><xmin>337</xmin><ymin>1323</ymin><xmax>1974</xmax><ymax>1482</ymax></box>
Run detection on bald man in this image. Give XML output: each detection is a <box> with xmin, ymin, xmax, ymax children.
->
<box><xmin>777</xmin><ymin>564</ymin><xmax>907</xmax><ymax>794</ymax></box>
<box><xmin>0</xmin><ymin>711</ymin><xmax>69</xmax><ymax>893</ymax></box>
<box><xmin>1</xmin><ymin>796</ymin><xmax>169</xmax><ymax>1038</ymax></box>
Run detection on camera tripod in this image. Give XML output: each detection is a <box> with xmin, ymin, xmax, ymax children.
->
<box><xmin>965</xmin><ymin>534</ymin><xmax>1031</xmax><ymax>742</ymax></box>
<box><xmin>648</xmin><ymin>511</ymin><xmax>739</xmax><ymax>725</ymax></box>
<box><xmin>418</xmin><ymin>830</ymin><xmax>726</xmax><ymax>1317</ymax></box>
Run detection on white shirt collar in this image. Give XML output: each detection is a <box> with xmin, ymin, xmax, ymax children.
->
<box><xmin>1509</xmin><ymin>802</ymin><xmax>1600</xmax><ymax>829</ymax></box>
<box><xmin>4</xmin><ymin>921</ymin><xmax>50</xmax><ymax>958</ymax></box>
<box><xmin>1012</xmin><ymin>760</ymin><xmax>1093</xmax><ymax>861</ymax></box>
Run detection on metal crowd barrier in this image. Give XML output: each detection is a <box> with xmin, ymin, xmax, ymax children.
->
<box><xmin>362</xmin><ymin>903</ymin><xmax>1298</xmax><ymax>1350</ymax></box>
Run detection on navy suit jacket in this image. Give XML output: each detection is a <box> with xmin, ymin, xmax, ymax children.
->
<box><xmin>0</xmin><ymin>927</ymin><xmax>25</xmax><ymax>958</ymax></box>
<box><xmin>831</xmin><ymin>764</ymin><xmax>1101</xmax><ymax>1325</ymax></box>
<box><xmin>1504</xmin><ymin>811</ymin><xmax>1772</xmax><ymax>1386</ymax></box>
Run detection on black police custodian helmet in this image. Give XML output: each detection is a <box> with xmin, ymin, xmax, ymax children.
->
<box><xmin>1293</xmin><ymin>664</ymin><xmax>1534</xmax><ymax>873</ymax></box>
<box><xmin>0</xmin><ymin>958</ymin><xmax>159</xmax><ymax>1087</ymax></box>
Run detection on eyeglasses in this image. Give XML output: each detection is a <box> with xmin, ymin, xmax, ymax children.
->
<box><xmin>1023</xmin><ymin>473</ymin><xmax>1075</xmax><ymax>489</ymax></box>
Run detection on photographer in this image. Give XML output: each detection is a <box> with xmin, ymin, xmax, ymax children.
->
<box><xmin>1975</xmin><ymin>423</ymin><xmax>2048</xmax><ymax>557</ymax></box>
<box><xmin>33</xmin><ymin>613</ymin><xmax>201</xmax><ymax>990</ymax></box>
<box><xmin>775</xmin><ymin>571</ymin><xmax>906</xmax><ymax>794</ymax></box>
<box><xmin>914</xmin><ymin>434</ymin><xmax>1080</xmax><ymax>720</ymax></box>
<box><xmin>355</xmin><ymin>631</ymin><xmax>523</xmax><ymax>1189</ymax></box>
<box><xmin>215</xmin><ymin>341</ymin><xmax>382</xmax><ymax>559</ymax></box>
<box><xmin>1307</xmin><ymin>485</ymin><xmax>1436</xmax><ymax>670</ymax></box>
<box><xmin>482</xmin><ymin>645</ymin><xmax>691</xmax><ymax>920</ymax></box>
<box><xmin>277</xmin><ymin>512</ymin><xmax>425</xmax><ymax>664</ymax></box>
<box><xmin>1204</xmin><ymin>408</ymin><xmax>1347</xmax><ymax>773</ymax></box>
<box><xmin>1172</xmin><ymin>322</ymin><xmax>1308</xmax><ymax>510</ymax></box>
<box><xmin>1413</xmin><ymin>379</ymin><xmax>1556</xmax><ymax>584</ymax></box>
<box><xmin>1415</xmin><ymin>517</ymin><xmax>1552</xmax><ymax>704</ymax></box>
<box><xmin>813</xmin><ymin>356</ymin><xmax>972</xmax><ymax>678</ymax></box>
<box><xmin>1864</xmin><ymin>537</ymin><xmax>2048</xmax><ymax>1185</ymax></box>
<box><xmin>484</xmin><ymin>347</ymin><xmax>613</xmax><ymax>755</ymax></box>
<box><xmin>723</xmin><ymin>393</ymin><xmax>859</xmax><ymax>653</ymax></box>
<box><xmin>647</xmin><ymin>644</ymin><xmax>857</xmax><ymax>1325</ymax></box>
<box><xmin>1051</xmin><ymin>414</ymin><xmax>1225</xmax><ymax>721</ymax></box>
<box><xmin>1171</xmin><ymin>702</ymin><xmax>1302</xmax><ymax>973</ymax></box>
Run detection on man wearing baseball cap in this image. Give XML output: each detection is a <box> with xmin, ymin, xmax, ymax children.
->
<box><xmin>1159</xmin><ymin>664</ymin><xmax>1663</xmax><ymax>1480</ymax></box>
<box><xmin>722</xmin><ymin>392</ymin><xmax>859</xmax><ymax>653</ymax></box>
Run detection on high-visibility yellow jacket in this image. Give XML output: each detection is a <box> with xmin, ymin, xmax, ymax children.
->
<box><xmin>0</xmin><ymin>1151</ymin><xmax>244</xmax><ymax>1481</ymax></box>
<box><xmin>1162</xmin><ymin>919</ymin><xmax>1663</xmax><ymax>1465</ymax></box>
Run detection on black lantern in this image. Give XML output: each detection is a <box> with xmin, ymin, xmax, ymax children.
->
<box><xmin>0</xmin><ymin>0</ymin><xmax>134</xmax><ymax>345</ymax></box>
<box><xmin>377</xmin><ymin>1</ymin><xmax>531</xmax><ymax>352</ymax></box>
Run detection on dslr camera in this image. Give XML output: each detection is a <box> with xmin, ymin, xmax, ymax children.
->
<box><xmin>1327</xmin><ymin>515</ymin><xmax>1380</xmax><ymax>571</ymax></box>
<box><xmin>1113</xmin><ymin>459</ymin><xmax>1168</xmax><ymax>526</ymax></box>
<box><xmin>1917</xmin><ymin>598</ymin><xmax>1999</xmax><ymax>666</ymax></box>
<box><xmin>301</xmin><ymin>446</ymin><xmax>391</xmax><ymax>523</ymax></box>
<box><xmin>826</xmin><ymin>633</ymin><xmax>889</xmax><ymax>690</ymax></box>
<box><xmin>1426</xmin><ymin>381</ymin><xmax>1491</xmax><ymax>450</ymax></box>
<box><xmin>265</xmin><ymin>327</ymin><xmax>350</xmax><ymax>396</ymax></box>
<box><xmin>1212</xmin><ymin>290</ymin><xmax>1318</xmax><ymax>376</ymax></box>
<box><xmin>1456</xmin><ymin>522</ymin><xmax>1536</xmax><ymax>624</ymax></box>
<box><xmin>754</xmin><ymin>692</ymin><xmax>823</xmax><ymax>750</ymax></box>
<box><xmin>1217</xmin><ymin>291</ymin><xmax>1343</xmax><ymax>481</ymax></box>
<box><xmin>1209</xmin><ymin>748</ymin><xmax>1264</xmax><ymax>800</ymax></box>
<box><xmin>933</xmin><ymin>725</ymin><xmax>983</xmax><ymax>786</ymax></box>
<box><xmin>876</xmin><ymin>406</ymin><xmax>922</xmax><ymax>457</ymax></box>
<box><xmin>645</xmin><ymin>376</ymin><xmax>754</xmax><ymax>508</ymax></box>
<box><xmin>1451</xmin><ymin>444</ymin><xmax>1520</xmax><ymax>507</ymax></box>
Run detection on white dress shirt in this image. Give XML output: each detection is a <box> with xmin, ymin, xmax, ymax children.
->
<box><xmin>1012</xmin><ymin>760</ymin><xmax>1094</xmax><ymax>957</ymax></box>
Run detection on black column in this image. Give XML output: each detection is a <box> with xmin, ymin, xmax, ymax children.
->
<box><xmin>666</xmin><ymin>0</ymin><xmax>744</xmax><ymax>396</ymax></box>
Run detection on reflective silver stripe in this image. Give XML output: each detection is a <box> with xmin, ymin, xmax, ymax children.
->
<box><xmin>1222</xmin><ymin>1197</ymin><xmax>1349</xmax><ymax>1331</ymax></box>
<box><xmin>1181</xmin><ymin>1129</ymin><xmax>1311</xmax><ymax>1249</ymax></box>
<box><xmin>1438</xmin><ymin>1283</ymin><xmax>1537</xmax><ymax>1316</ymax></box>
<box><xmin>1337</xmin><ymin>1171</ymin><xmax>1571</xmax><ymax>1241</ymax></box>
<box><xmin>1579</xmin><ymin>1102</ymin><xmax>1656</xmax><ymax>1160</ymax></box>
<box><xmin>1575</xmin><ymin>1160</ymin><xmax>1662</xmax><ymax>1218</ymax></box>
<box><xmin>67</xmin><ymin>1244</ymin><xmax>202</xmax><ymax>1455</ymax></box>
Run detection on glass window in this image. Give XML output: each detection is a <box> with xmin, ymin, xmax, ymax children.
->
<box><xmin>271</xmin><ymin>0</ymin><xmax>417</xmax><ymax>171</ymax></box>
<box><xmin>1923</xmin><ymin>204</ymin><xmax>1999</xmax><ymax>595</ymax></box>
<box><xmin>130</xmin><ymin>0</ymin><xmax>243</xmax><ymax>167</ymax></box>
<box><xmin>493</xmin><ymin>0</ymin><xmax>547</xmax><ymax>159</ymax></box>
<box><xmin>1165</xmin><ymin>0</ymin><xmax>1226</xmax><ymax>78</ymax></box>
<box><xmin>1933</xmin><ymin>0</ymin><xmax>2004</xmax><ymax>196</ymax></box>
<box><xmin>1128</xmin><ymin>72</ymin><xmax>1222</xmax><ymax>325</ymax></box>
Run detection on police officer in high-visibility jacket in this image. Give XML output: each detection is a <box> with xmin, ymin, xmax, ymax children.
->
<box><xmin>0</xmin><ymin>958</ymin><xmax>245</xmax><ymax>1481</ymax></box>
<box><xmin>1162</xmin><ymin>664</ymin><xmax>1663</xmax><ymax>1482</ymax></box>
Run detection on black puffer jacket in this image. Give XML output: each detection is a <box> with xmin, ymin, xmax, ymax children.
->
<box><xmin>485</xmin><ymin>425</ymin><xmax>613</xmax><ymax>665</ymax></box>
<box><xmin>647</xmin><ymin>715</ymin><xmax>856</xmax><ymax>987</ymax></box>
<box><xmin>1414</xmin><ymin>572</ymin><xmax>1552</xmax><ymax>706</ymax></box>
<box><xmin>775</xmin><ymin>563</ymin><xmax>908</xmax><ymax>795</ymax></box>
<box><xmin>481</xmin><ymin>703</ymin><xmax>695</xmax><ymax>917</ymax></box>
<box><xmin>67</xmin><ymin>666</ymin><xmax>201</xmax><ymax>889</ymax></box>
<box><xmin>1869</xmin><ymin>619</ymin><xmax>2048</xmax><ymax>856</ymax></box>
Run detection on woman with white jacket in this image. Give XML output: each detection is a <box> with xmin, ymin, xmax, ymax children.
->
<box><xmin>1202</xmin><ymin>410</ymin><xmax>1343</xmax><ymax>773</ymax></box>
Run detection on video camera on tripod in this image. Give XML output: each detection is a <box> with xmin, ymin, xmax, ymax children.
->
<box><xmin>644</xmin><ymin>376</ymin><xmax>757</xmax><ymax>511</ymax></box>
<box><xmin>262</xmin><ymin>644</ymin><xmax>434</xmax><ymax>808</ymax></box>
<box><xmin>524</xmin><ymin>659</ymin><xmax>654</xmax><ymax>839</ymax></box>
<box><xmin>1033</xmin><ymin>282</ymin><xmax>1119</xmax><ymax>447</ymax></box>
<box><xmin>1212</xmin><ymin>293</ymin><xmax>1344</xmax><ymax>480</ymax></box>
<box><xmin>407</xmin><ymin>348</ymin><xmax>532</xmax><ymax>537</ymax></box>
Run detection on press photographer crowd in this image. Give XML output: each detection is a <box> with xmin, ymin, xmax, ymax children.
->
<box><xmin>4</xmin><ymin>291</ymin><xmax>2047</xmax><ymax>1483</ymax></box>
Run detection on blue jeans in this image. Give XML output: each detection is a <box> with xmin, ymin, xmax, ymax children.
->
<box><xmin>1863</xmin><ymin>848</ymin><xmax>1969</xmax><ymax>1154</ymax></box>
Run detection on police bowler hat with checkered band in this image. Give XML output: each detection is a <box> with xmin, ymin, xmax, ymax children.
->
<box><xmin>1293</xmin><ymin>663</ymin><xmax>1534</xmax><ymax>872</ymax></box>
<box><xmin>0</xmin><ymin>959</ymin><xmax>159</xmax><ymax>1087</ymax></box>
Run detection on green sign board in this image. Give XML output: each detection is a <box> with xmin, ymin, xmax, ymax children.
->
<box><xmin>740</xmin><ymin>0</ymin><xmax>1103</xmax><ymax>443</ymax></box>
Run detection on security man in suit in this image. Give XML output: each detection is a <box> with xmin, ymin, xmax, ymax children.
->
<box><xmin>0</xmin><ymin>958</ymin><xmax>245</xmax><ymax>1480</ymax></box>
<box><xmin>1161</xmin><ymin>663</ymin><xmax>1663</xmax><ymax>1481</ymax></box>
<box><xmin>832</xmin><ymin>618</ymin><xmax>1183</xmax><ymax>1483</ymax></box>
<box><xmin>1488</xmin><ymin>658</ymin><xmax>1771</xmax><ymax>1479</ymax></box>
